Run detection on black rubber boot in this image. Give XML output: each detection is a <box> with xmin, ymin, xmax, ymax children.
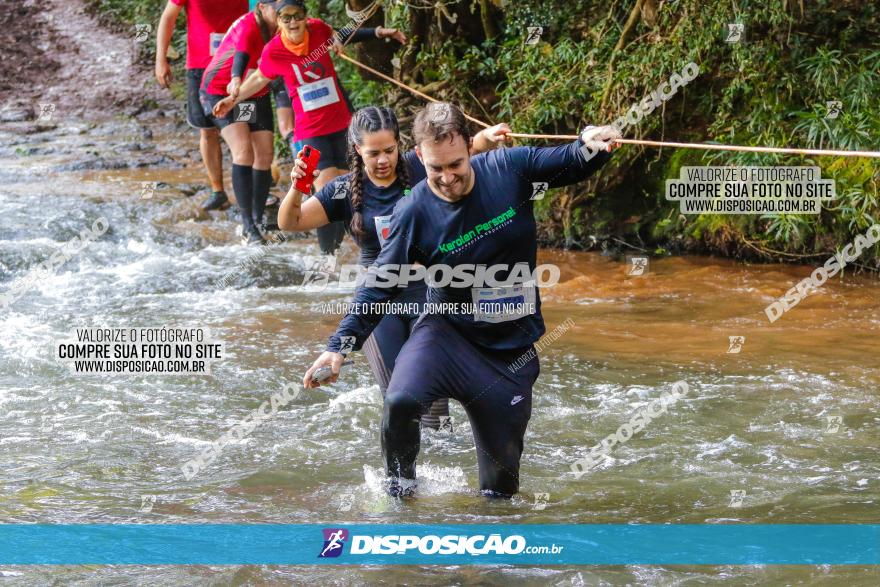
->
<box><xmin>243</xmin><ymin>224</ymin><xmax>266</xmax><ymax>246</ymax></box>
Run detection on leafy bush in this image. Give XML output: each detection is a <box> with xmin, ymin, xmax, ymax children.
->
<box><xmin>92</xmin><ymin>0</ymin><xmax>880</xmax><ymax>264</ymax></box>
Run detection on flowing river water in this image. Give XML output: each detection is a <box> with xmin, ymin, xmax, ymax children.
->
<box><xmin>0</xmin><ymin>118</ymin><xmax>878</xmax><ymax>585</ymax></box>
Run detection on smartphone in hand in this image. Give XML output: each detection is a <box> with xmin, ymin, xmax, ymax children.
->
<box><xmin>294</xmin><ymin>146</ymin><xmax>321</xmax><ymax>194</ymax></box>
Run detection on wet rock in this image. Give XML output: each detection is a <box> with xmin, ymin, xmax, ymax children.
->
<box><xmin>153</xmin><ymin>198</ymin><xmax>213</xmax><ymax>225</ymax></box>
<box><xmin>54</xmin><ymin>158</ymin><xmax>127</xmax><ymax>172</ymax></box>
<box><xmin>177</xmin><ymin>184</ymin><xmax>205</xmax><ymax>197</ymax></box>
<box><xmin>118</xmin><ymin>142</ymin><xmax>147</xmax><ymax>152</ymax></box>
<box><xmin>131</xmin><ymin>155</ymin><xmax>183</xmax><ymax>169</ymax></box>
<box><xmin>15</xmin><ymin>146</ymin><xmax>56</xmax><ymax>156</ymax></box>
<box><xmin>0</xmin><ymin>109</ymin><xmax>31</xmax><ymax>122</ymax></box>
<box><xmin>166</xmin><ymin>147</ymin><xmax>190</xmax><ymax>159</ymax></box>
<box><xmin>137</xmin><ymin>110</ymin><xmax>166</xmax><ymax>122</ymax></box>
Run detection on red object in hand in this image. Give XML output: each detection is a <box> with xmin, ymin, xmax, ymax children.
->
<box><xmin>294</xmin><ymin>145</ymin><xmax>321</xmax><ymax>194</ymax></box>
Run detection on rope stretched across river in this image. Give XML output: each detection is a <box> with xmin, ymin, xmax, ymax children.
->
<box><xmin>338</xmin><ymin>53</ymin><xmax>880</xmax><ymax>159</ymax></box>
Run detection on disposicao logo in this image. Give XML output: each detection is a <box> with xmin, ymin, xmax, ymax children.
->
<box><xmin>317</xmin><ymin>529</ymin><xmax>562</xmax><ymax>557</ymax></box>
<box><xmin>318</xmin><ymin>528</ymin><xmax>348</xmax><ymax>558</ymax></box>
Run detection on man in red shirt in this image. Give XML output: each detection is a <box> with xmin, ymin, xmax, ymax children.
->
<box><xmin>154</xmin><ymin>0</ymin><xmax>248</xmax><ymax>211</ymax></box>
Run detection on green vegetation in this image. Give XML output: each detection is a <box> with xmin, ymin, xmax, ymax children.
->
<box><xmin>374</xmin><ymin>0</ymin><xmax>879</xmax><ymax>264</ymax></box>
<box><xmin>93</xmin><ymin>0</ymin><xmax>880</xmax><ymax>265</ymax></box>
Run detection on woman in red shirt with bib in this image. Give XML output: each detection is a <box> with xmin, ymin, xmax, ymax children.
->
<box><xmin>213</xmin><ymin>0</ymin><xmax>406</xmax><ymax>252</ymax></box>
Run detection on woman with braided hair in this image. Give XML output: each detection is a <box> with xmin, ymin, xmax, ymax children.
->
<box><xmin>279</xmin><ymin>105</ymin><xmax>510</xmax><ymax>429</ymax></box>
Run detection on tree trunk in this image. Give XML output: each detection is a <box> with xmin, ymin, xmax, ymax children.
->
<box><xmin>346</xmin><ymin>0</ymin><xmax>395</xmax><ymax>81</ymax></box>
<box><xmin>346</xmin><ymin>1</ymin><xmax>487</xmax><ymax>87</ymax></box>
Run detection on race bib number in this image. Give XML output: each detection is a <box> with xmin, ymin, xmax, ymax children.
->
<box><xmin>373</xmin><ymin>215</ymin><xmax>392</xmax><ymax>247</ymax></box>
<box><xmin>297</xmin><ymin>77</ymin><xmax>340</xmax><ymax>112</ymax></box>
<box><xmin>209</xmin><ymin>32</ymin><xmax>224</xmax><ymax>56</ymax></box>
<box><xmin>471</xmin><ymin>284</ymin><xmax>536</xmax><ymax>323</ymax></box>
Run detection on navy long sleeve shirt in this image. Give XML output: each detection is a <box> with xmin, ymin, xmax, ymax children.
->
<box><xmin>327</xmin><ymin>139</ymin><xmax>611</xmax><ymax>353</ymax></box>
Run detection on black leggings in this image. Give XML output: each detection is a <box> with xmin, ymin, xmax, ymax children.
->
<box><xmin>361</xmin><ymin>284</ymin><xmax>449</xmax><ymax>429</ymax></box>
<box><xmin>381</xmin><ymin>312</ymin><xmax>539</xmax><ymax>497</ymax></box>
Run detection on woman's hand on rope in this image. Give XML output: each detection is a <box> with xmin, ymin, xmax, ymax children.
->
<box><xmin>329</xmin><ymin>37</ymin><xmax>345</xmax><ymax>56</ymax></box>
<box><xmin>376</xmin><ymin>26</ymin><xmax>407</xmax><ymax>44</ymax></box>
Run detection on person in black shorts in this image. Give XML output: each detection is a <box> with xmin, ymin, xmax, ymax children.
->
<box><xmin>154</xmin><ymin>0</ymin><xmax>247</xmax><ymax>210</ymax></box>
<box><xmin>199</xmin><ymin>1</ymin><xmax>279</xmax><ymax>245</ymax></box>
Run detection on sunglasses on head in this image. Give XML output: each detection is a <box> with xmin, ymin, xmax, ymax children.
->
<box><xmin>279</xmin><ymin>12</ymin><xmax>307</xmax><ymax>23</ymax></box>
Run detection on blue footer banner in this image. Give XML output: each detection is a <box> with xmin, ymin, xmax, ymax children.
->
<box><xmin>1</xmin><ymin>524</ymin><xmax>878</xmax><ymax>565</ymax></box>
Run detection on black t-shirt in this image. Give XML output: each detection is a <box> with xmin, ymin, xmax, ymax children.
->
<box><xmin>327</xmin><ymin>140</ymin><xmax>612</xmax><ymax>352</ymax></box>
<box><xmin>314</xmin><ymin>150</ymin><xmax>426</xmax><ymax>265</ymax></box>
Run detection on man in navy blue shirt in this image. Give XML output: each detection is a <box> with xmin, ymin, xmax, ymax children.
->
<box><xmin>303</xmin><ymin>102</ymin><xmax>620</xmax><ymax>497</ymax></box>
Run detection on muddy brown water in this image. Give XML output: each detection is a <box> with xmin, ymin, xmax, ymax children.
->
<box><xmin>0</xmin><ymin>119</ymin><xmax>878</xmax><ymax>585</ymax></box>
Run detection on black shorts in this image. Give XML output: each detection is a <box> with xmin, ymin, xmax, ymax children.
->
<box><xmin>199</xmin><ymin>91</ymin><xmax>274</xmax><ymax>132</ymax></box>
<box><xmin>270</xmin><ymin>78</ymin><xmax>291</xmax><ymax>109</ymax></box>
<box><xmin>292</xmin><ymin>129</ymin><xmax>348</xmax><ymax>170</ymax></box>
<box><xmin>186</xmin><ymin>68</ymin><xmax>213</xmax><ymax>129</ymax></box>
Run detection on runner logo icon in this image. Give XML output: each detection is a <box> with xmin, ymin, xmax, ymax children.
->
<box><xmin>339</xmin><ymin>336</ymin><xmax>356</xmax><ymax>355</ymax></box>
<box><xmin>525</xmin><ymin>26</ymin><xmax>543</xmax><ymax>45</ymax></box>
<box><xmin>530</xmin><ymin>182</ymin><xmax>548</xmax><ymax>200</ymax></box>
<box><xmin>235</xmin><ymin>102</ymin><xmax>256</xmax><ymax>122</ymax></box>
<box><xmin>319</xmin><ymin>528</ymin><xmax>349</xmax><ymax>558</ymax></box>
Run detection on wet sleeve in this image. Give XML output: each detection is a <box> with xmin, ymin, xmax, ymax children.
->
<box><xmin>335</xmin><ymin>27</ymin><xmax>377</xmax><ymax>44</ymax></box>
<box><xmin>312</xmin><ymin>177</ymin><xmax>350</xmax><ymax>224</ymax></box>
<box><xmin>326</xmin><ymin>199</ymin><xmax>421</xmax><ymax>353</ymax></box>
<box><xmin>505</xmin><ymin>140</ymin><xmax>612</xmax><ymax>200</ymax></box>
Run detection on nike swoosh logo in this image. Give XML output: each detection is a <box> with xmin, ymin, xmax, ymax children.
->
<box><xmin>510</xmin><ymin>395</ymin><xmax>524</xmax><ymax>405</ymax></box>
